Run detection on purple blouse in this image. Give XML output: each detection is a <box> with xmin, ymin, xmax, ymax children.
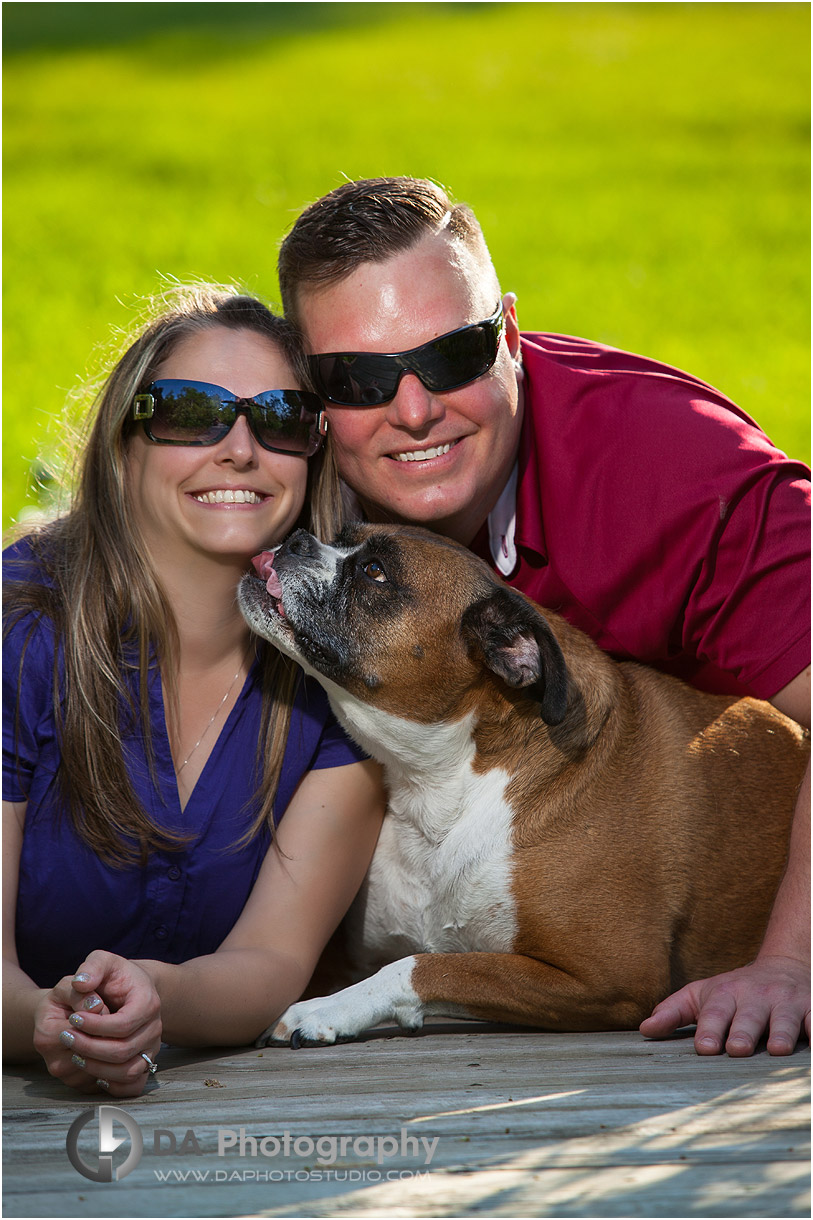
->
<box><xmin>3</xmin><ymin>541</ymin><xmax>366</xmax><ymax>988</ymax></box>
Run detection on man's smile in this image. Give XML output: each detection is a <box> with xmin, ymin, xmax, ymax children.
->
<box><xmin>390</xmin><ymin>440</ymin><xmax>460</xmax><ymax>463</ymax></box>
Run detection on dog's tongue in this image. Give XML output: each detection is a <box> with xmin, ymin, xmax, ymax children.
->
<box><xmin>252</xmin><ymin>551</ymin><xmax>283</xmax><ymax>600</ymax></box>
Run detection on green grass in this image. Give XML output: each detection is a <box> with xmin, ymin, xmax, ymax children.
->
<box><xmin>3</xmin><ymin>2</ymin><xmax>809</xmax><ymax>529</ymax></box>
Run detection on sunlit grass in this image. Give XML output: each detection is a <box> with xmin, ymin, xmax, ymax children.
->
<box><xmin>3</xmin><ymin>2</ymin><xmax>809</xmax><ymax>528</ymax></box>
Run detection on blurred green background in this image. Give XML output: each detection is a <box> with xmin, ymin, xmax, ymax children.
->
<box><xmin>3</xmin><ymin>1</ymin><xmax>810</xmax><ymax>530</ymax></box>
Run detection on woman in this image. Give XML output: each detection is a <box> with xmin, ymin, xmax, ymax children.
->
<box><xmin>3</xmin><ymin>284</ymin><xmax>384</xmax><ymax>1097</ymax></box>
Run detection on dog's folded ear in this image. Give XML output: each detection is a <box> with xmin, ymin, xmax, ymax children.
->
<box><xmin>461</xmin><ymin>587</ymin><xmax>570</xmax><ymax>725</ymax></box>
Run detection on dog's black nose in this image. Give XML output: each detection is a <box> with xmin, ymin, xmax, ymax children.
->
<box><xmin>285</xmin><ymin>529</ymin><xmax>317</xmax><ymax>558</ymax></box>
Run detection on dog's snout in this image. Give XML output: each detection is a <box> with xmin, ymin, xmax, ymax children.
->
<box><xmin>284</xmin><ymin>529</ymin><xmax>318</xmax><ymax>558</ymax></box>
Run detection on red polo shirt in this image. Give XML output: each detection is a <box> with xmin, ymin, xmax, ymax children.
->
<box><xmin>472</xmin><ymin>333</ymin><xmax>810</xmax><ymax>698</ymax></box>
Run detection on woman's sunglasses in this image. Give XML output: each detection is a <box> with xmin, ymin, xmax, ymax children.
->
<box><xmin>308</xmin><ymin>301</ymin><xmax>505</xmax><ymax>407</ymax></box>
<box><xmin>132</xmin><ymin>380</ymin><xmax>325</xmax><ymax>456</ymax></box>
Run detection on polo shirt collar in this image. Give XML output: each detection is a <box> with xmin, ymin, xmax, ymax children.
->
<box><xmin>486</xmin><ymin>350</ymin><xmax>548</xmax><ymax>572</ymax></box>
<box><xmin>513</xmin><ymin>346</ymin><xmax>548</xmax><ymax>561</ymax></box>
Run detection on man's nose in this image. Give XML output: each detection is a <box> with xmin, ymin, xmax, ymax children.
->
<box><xmin>384</xmin><ymin>372</ymin><xmax>445</xmax><ymax>431</ymax></box>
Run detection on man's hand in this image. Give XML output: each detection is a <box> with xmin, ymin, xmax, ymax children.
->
<box><xmin>640</xmin><ymin>953</ymin><xmax>811</xmax><ymax>1056</ymax></box>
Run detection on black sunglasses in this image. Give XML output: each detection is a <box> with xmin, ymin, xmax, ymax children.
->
<box><xmin>132</xmin><ymin>380</ymin><xmax>325</xmax><ymax>456</ymax></box>
<box><xmin>308</xmin><ymin>301</ymin><xmax>505</xmax><ymax>407</ymax></box>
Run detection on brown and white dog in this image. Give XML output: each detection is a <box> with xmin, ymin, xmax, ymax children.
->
<box><xmin>238</xmin><ymin>524</ymin><xmax>808</xmax><ymax>1047</ymax></box>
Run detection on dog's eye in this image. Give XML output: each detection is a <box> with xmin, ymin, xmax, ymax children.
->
<box><xmin>362</xmin><ymin>560</ymin><xmax>388</xmax><ymax>583</ymax></box>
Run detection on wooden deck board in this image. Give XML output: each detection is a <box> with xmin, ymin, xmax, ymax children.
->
<box><xmin>3</xmin><ymin>1025</ymin><xmax>809</xmax><ymax>1217</ymax></box>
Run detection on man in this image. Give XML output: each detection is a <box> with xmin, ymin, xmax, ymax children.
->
<box><xmin>278</xmin><ymin>176</ymin><xmax>810</xmax><ymax>1057</ymax></box>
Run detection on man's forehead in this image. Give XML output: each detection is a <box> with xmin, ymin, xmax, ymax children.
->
<box><xmin>297</xmin><ymin>233</ymin><xmax>498</xmax><ymax>349</ymax></box>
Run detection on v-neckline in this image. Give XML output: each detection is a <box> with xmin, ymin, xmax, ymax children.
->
<box><xmin>152</xmin><ymin>662</ymin><xmax>255</xmax><ymax>817</ymax></box>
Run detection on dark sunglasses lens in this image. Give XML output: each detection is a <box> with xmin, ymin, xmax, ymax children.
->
<box><xmin>252</xmin><ymin>391</ymin><xmax>319</xmax><ymax>454</ymax></box>
<box><xmin>150</xmin><ymin>384</ymin><xmax>231</xmax><ymax>444</ymax></box>
<box><xmin>144</xmin><ymin>383</ymin><xmax>319</xmax><ymax>453</ymax></box>
<box><xmin>314</xmin><ymin>355</ymin><xmax>400</xmax><ymax>407</ymax></box>
<box><xmin>413</xmin><ymin>324</ymin><xmax>498</xmax><ymax>391</ymax></box>
<box><xmin>314</xmin><ymin>315</ymin><xmax>501</xmax><ymax>405</ymax></box>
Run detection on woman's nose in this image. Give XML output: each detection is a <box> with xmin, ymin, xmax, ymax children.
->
<box><xmin>216</xmin><ymin>411</ymin><xmax>259</xmax><ymax>463</ymax></box>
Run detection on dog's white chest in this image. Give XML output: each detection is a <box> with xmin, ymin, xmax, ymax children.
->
<box><xmin>346</xmin><ymin>756</ymin><xmax>519</xmax><ymax>970</ymax></box>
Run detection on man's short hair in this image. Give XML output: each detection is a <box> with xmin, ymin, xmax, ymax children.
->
<box><xmin>279</xmin><ymin>176</ymin><xmax>497</xmax><ymax>327</ymax></box>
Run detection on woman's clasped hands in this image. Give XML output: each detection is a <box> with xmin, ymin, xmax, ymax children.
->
<box><xmin>32</xmin><ymin>950</ymin><xmax>162</xmax><ymax>1096</ymax></box>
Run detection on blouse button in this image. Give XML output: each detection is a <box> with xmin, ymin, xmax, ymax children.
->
<box><xmin>154</xmin><ymin>925</ymin><xmax>168</xmax><ymax>940</ymax></box>
<box><xmin>168</xmin><ymin>867</ymin><xmax>181</xmax><ymax>881</ymax></box>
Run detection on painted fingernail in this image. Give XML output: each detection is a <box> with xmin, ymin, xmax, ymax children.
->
<box><xmin>83</xmin><ymin>995</ymin><xmax>102</xmax><ymax>1011</ymax></box>
<box><xmin>59</xmin><ymin>1030</ymin><xmax>76</xmax><ymax>1049</ymax></box>
<box><xmin>96</xmin><ymin>1078</ymin><xmax>110</xmax><ymax>1091</ymax></box>
<box><xmin>69</xmin><ymin>1013</ymin><xmax>84</xmax><ymax>1028</ymax></box>
<box><xmin>71</xmin><ymin>1054</ymin><xmax>87</xmax><ymax>1069</ymax></box>
<box><xmin>73</xmin><ymin>973</ymin><xmax>91</xmax><ymax>984</ymax></box>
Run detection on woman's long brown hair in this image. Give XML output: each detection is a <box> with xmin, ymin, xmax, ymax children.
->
<box><xmin>4</xmin><ymin>284</ymin><xmax>343</xmax><ymax>866</ymax></box>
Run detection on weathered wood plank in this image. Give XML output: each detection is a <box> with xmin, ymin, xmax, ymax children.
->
<box><xmin>3</xmin><ymin>1027</ymin><xmax>809</xmax><ymax>1218</ymax></box>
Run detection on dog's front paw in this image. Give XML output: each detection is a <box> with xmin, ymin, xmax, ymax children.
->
<box><xmin>255</xmin><ymin>960</ymin><xmax>423</xmax><ymax>1050</ymax></box>
<box><xmin>255</xmin><ymin>996</ymin><xmax>357</xmax><ymax>1049</ymax></box>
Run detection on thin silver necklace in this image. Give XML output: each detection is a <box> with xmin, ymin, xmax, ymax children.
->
<box><xmin>175</xmin><ymin>661</ymin><xmax>245</xmax><ymax>775</ymax></box>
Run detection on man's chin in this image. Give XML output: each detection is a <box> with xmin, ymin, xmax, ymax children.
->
<box><xmin>359</xmin><ymin>490</ymin><xmax>478</xmax><ymax>545</ymax></box>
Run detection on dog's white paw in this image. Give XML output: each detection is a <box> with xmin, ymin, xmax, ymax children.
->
<box><xmin>256</xmin><ymin>995</ymin><xmax>361</xmax><ymax>1048</ymax></box>
<box><xmin>255</xmin><ymin>958</ymin><xmax>423</xmax><ymax>1049</ymax></box>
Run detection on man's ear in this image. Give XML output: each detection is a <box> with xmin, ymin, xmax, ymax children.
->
<box><xmin>502</xmin><ymin>291</ymin><xmax>521</xmax><ymax>361</ymax></box>
<box><xmin>461</xmin><ymin>586</ymin><xmax>570</xmax><ymax>725</ymax></box>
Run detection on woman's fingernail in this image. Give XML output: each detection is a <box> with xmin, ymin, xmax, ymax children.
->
<box><xmin>83</xmin><ymin>995</ymin><xmax>102</xmax><ymax>1011</ymax></box>
<box><xmin>73</xmin><ymin>973</ymin><xmax>91</xmax><ymax>984</ymax></box>
<box><xmin>69</xmin><ymin>1013</ymin><xmax>84</xmax><ymax>1028</ymax></box>
<box><xmin>59</xmin><ymin>1030</ymin><xmax>76</xmax><ymax>1049</ymax></box>
<box><xmin>96</xmin><ymin>1078</ymin><xmax>110</xmax><ymax>1091</ymax></box>
<box><xmin>71</xmin><ymin>1054</ymin><xmax>87</xmax><ymax>1069</ymax></box>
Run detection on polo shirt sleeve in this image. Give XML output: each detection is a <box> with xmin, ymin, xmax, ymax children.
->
<box><xmin>526</xmin><ymin>346</ymin><xmax>810</xmax><ymax>700</ymax></box>
<box><xmin>594</xmin><ymin>388</ymin><xmax>811</xmax><ymax>699</ymax></box>
<box><xmin>681</xmin><ymin>453</ymin><xmax>810</xmax><ymax>698</ymax></box>
<box><xmin>2</xmin><ymin>612</ymin><xmax>57</xmax><ymax>803</ymax></box>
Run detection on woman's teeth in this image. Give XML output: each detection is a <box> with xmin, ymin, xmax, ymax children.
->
<box><xmin>192</xmin><ymin>489</ymin><xmax>263</xmax><ymax>504</ymax></box>
<box><xmin>393</xmin><ymin>442</ymin><xmax>454</xmax><ymax>463</ymax></box>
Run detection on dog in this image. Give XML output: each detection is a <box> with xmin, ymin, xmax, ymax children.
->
<box><xmin>238</xmin><ymin>523</ymin><xmax>808</xmax><ymax>1047</ymax></box>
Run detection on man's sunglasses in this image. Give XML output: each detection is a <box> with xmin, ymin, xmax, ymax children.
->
<box><xmin>132</xmin><ymin>380</ymin><xmax>325</xmax><ymax>456</ymax></box>
<box><xmin>308</xmin><ymin>301</ymin><xmax>505</xmax><ymax>407</ymax></box>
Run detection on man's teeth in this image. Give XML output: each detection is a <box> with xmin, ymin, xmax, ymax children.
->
<box><xmin>193</xmin><ymin>489</ymin><xmax>263</xmax><ymax>504</ymax></box>
<box><xmin>393</xmin><ymin>442</ymin><xmax>453</xmax><ymax>463</ymax></box>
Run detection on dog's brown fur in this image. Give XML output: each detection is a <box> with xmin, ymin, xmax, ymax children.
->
<box><xmin>242</xmin><ymin>525</ymin><xmax>809</xmax><ymax>1035</ymax></box>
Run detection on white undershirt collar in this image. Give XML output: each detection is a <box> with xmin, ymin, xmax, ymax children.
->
<box><xmin>340</xmin><ymin>463</ymin><xmax>519</xmax><ymax>577</ymax></box>
<box><xmin>487</xmin><ymin>462</ymin><xmax>519</xmax><ymax>576</ymax></box>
